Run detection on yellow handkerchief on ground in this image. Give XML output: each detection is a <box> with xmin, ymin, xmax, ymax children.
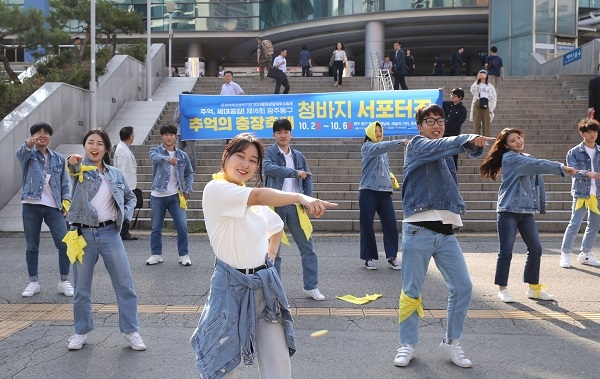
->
<box><xmin>336</xmin><ymin>293</ymin><xmax>382</xmax><ymax>305</ymax></box>
<box><xmin>62</xmin><ymin>230</ymin><xmax>87</xmax><ymax>264</ymax></box>
<box><xmin>178</xmin><ymin>191</ymin><xmax>187</xmax><ymax>209</ymax></box>
<box><xmin>67</xmin><ymin>164</ymin><xmax>97</xmax><ymax>183</ymax></box>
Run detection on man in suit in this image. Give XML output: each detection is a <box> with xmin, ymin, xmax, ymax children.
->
<box><xmin>451</xmin><ymin>47</ymin><xmax>465</xmax><ymax>76</ymax></box>
<box><xmin>588</xmin><ymin>63</ymin><xmax>600</xmax><ymax>143</ymax></box>
<box><xmin>113</xmin><ymin>126</ymin><xmax>139</xmax><ymax>240</ymax></box>
<box><xmin>392</xmin><ymin>41</ymin><xmax>409</xmax><ymax>90</ymax></box>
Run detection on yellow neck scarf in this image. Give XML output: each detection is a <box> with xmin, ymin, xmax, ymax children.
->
<box><xmin>212</xmin><ymin>171</ymin><xmax>245</xmax><ymax>187</ymax></box>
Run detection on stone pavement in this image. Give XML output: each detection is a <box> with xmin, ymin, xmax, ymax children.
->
<box><xmin>1</xmin><ymin>232</ymin><xmax>600</xmax><ymax>379</ymax></box>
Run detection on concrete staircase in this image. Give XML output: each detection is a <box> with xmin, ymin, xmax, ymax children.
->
<box><xmin>131</xmin><ymin>75</ymin><xmax>593</xmax><ymax>233</ymax></box>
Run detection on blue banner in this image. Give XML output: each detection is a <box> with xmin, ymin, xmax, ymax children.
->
<box><xmin>179</xmin><ymin>89</ymin><xmax>442</xmax><ymax>140</ymax></box>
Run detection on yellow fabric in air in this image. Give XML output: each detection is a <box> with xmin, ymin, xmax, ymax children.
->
<box><xmin>336</xmin><ymin>293</ymin><xmax>382</xmax><ymax>305</ymax></box>
<box><xmin>390</xmin><ymin>172</ymin><xmax>400</xmax><ymax>189</ymax></box>
<box><xmin>62</xmin><ymin>230</ymin><xmax>87</xmax><ymax>264</ymax></box>
<box><xmin>296</xmin><ymin>204</ymin><xmax>313</xmax><ymax>241</ymax></box>
<box><xmin>398</xmin><ymin>290</ymin><xmax>425</xmax><ymax>324</ymax></box>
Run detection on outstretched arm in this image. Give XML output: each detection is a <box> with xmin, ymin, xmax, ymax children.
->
<box><xmin>247</xmin><ymin>188</ymin><xmax>336</xmax><ymax>218</ymax></box>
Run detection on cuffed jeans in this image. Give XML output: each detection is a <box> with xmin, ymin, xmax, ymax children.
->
<box><xmin>273</xmin><ymin>205</ymin><xmax>319</xmax><ymax>290</ymax></box>
<box><xmin>399</xmin><ymin>223</ymin><xmax>472</xmax><ymax>345</ymax></box>
<box><xmin>22</xmin><ymin>203</ymin><xmax>69</xmax><ymax>281</ymax></box>
<box><xmin>495</xmin><ymin>212</ymin><xmax>542</xmax><ymax>287</ymax></box>
<box><xmin>359</xmin><ymin>189</ymin><xmax>399</xmax><ymax>261</ymax></box>
<box><xmin>150</xmin><ymin>194</ymin><xmax>189</xmax><ymax>256</ymax></box>
<box><xmin>73</xmin><ymin>223</ymin><xmax>139</xmax><ymax>334</ymax></box>
<box><xmin>561</xmin><ymin>199</ymin><xmax>600</xmax><ymax>254</ymax></box>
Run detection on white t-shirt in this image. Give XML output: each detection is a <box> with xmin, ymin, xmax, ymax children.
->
<box><xmin>478</xmin><ymin>83</ymin><xmax>491</xmax><ymax>99</ymax></box>
<box><xmin>278</xmin><ymin>146</ymin><xmax>297</xmax><ymax>193</ymax></box>
<box><xmin>91</xmin><ymin>174</ymin><xmax>117</xmax><ymax>223</ymax></box>
<box><xmin>585</xmin><ymin>145</ymin><xmax>597</xmax><ymax>196</ymax></box>
<box><xmin>202</xmin><ymin>179</ymin><xmax>284</xmax><ymax>269</ymax></box>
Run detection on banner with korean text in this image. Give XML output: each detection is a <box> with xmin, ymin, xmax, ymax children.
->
<box><xmin>179</xmin><ymin>89</ymin><xmax>442</xmax><ymax>140</ymax></box>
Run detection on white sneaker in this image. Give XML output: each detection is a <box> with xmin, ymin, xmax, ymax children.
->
<box><xmin>146</xmin><ymin>255</ymin><xmax>164</xmax><ymax>265</ymax></box>
<box><xmin>577</xmin><ymin>252</ymin><xmax>600</xmax><ymax>266</ymax></box>
<box><xmin>498</xmin><ymin>289</ymin><xmax>514</xmax><ymax>303</ymax></box>
<box><xmin>123</xmin><ymin>332</ymin><xmax>147</xmax><ymax>351</ymax></box>
<box><xmin>67</xmin><ymin>334</ymin><xmax>87</xmax><ymax>350</ymax></box>
<box><xmin>439</xmin><ymin>340</ymin><xmax>472</xmax><ymax>368</ymax></box>
<box><xmin>303</xmin><ymin>288</ymin><xmax>325</xmax><ymax>301</ymax></box>
<box><xmin>527</xmin><ymin>287</ymin><xmax>555</xmax><ymax>301</ymax></box>
<box><xmin>559</xmin><ymin>253</ymin><xmax>571</xmax><ymax>268</ymax></box>
<box><xmin>58</xmin><ymin>281</ymin><xmax>74</xmax><ymax>297</ymax></box>
<box><xmin>178</xmin><ymin>255</ymin><xmax>192</xmax><ymax>266</ymax></box>
<box><xmin>394</xmin><ymin>344</ymin><xmax>415</xmax><ymax>367</ymax></box>
<box><xmin>22</xmin><ymin>282</ymin><xmax>40</xmax><ymax>297</ymax></box>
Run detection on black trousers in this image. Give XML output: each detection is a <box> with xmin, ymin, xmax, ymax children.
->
<box><xmin>274</xmin><ymin>73</ymin><xmax>290</xmax><ymax>94</ymax></box>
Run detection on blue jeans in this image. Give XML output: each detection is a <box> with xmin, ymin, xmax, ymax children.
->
<box><xmin>22</xmin><ymin>204</ymin><xmax>69</xmax><ymax>281</ymax></box>
<box><xmin>495</xmin><ymin>212</ymin><xmax>542</xmax><ymax>287</ymax></box>
<box><xmin>399</xmin><ymin>223</ymin><xmax>472</xmax><ymax>345</ymax></box>
<box><xmin>150</xmin><ymin>194</ymin><xmax>188</xmax><ymax>256</ymax></box>
<box><xmin>73</xmin><ymin>224</ymin><xmax>139</xmax><ymax>334</ymax></box>
<box><xmin>359</xmin><ymin>189</ymin><xmax>399</xmax><ymax>260</ymax></box>
<box><xmin>274</xmin><ymin>205</ymin><xmax>319</xmax><ymax>290</ymax></box>
<box><xmin>561</xmin><ymin>199</ymin><xmax>600</xmax><ymax>254</ymax></box>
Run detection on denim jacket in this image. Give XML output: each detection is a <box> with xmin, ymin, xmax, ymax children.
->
<box><xmin>263</xmin><ymin>144</ymin><xmax>312</xmax><ymax>196</ymax></box>
<box><xmin>497</xmin><ymin>152</ymin><xmax>565</xmax><ymax>214</ymax></box>
<box><xmin>566</xmin><ymin>142</ymin><xmax>600</xmax><ymax>199</ymax></box>
<box><xmin>190</xmin><ymin>259</ymin><xmax>295</xmax><ymax>379</ymax></box>
<box><xmin>149</xmin><ymin>144</ymin><xmax>194</xmax><ymax>194</ymax></box>
<box><xmin>360</xmin><ymin>140</ymin><xmax>405</xmax><ymax>192</ymax></box>
<box><xmin>402</xmin><ymin>134</ymin><xmax>483</xmax><ymax>218</ymax></box>
<box><xmin>16</xmin><ymin>143</ymin><xmax>71</xmax><ymax>210</ymax></box>
<box><xmin>66</xmin><ymin>158</ymin><xmax>136</xmax><ymax>229</ymax></box>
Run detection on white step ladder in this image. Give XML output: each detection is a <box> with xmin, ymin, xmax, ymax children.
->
<box><xmin>370</xmin><ymin>51</ymin><xmax>394</xmax><ymax>91</ymax></box>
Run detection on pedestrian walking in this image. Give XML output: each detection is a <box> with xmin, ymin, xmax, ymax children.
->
<box><xmin>113</xmin><ymin>126</ymin><xmax>139</xmax><ymax>240</ymax></box>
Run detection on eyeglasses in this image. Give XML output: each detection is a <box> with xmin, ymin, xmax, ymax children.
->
<box><xmin>450</xmin><ymin>94</ymin><xmax>459</xmax><ymax>98</ymax></box>
<box><xmin>421</xmin><ymin>118</ymin><xmax>445</xmax><ymax>126</ymax></box>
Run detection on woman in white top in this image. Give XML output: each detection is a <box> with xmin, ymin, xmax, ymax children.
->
<box><xmin>331</xmin><ymin>42</ymin><xmax>348</xmax><ymax>88</ymax></box>
<box><xmin>469</xmin><ymin>69</ymin><xmax>497</xmax><ymax>136</ymax></box>
<box><xmin>192</xmin><ymin>133</ymin><xmax>336</xmax><ymax>378</ymax></box>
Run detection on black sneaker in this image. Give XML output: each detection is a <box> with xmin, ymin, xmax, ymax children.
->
<box><xmin>365</xmin><ymin>260</ymin><xmax>377</xmax><ymax>270</ymax></box>
<box><xmin>387</xmin><ymin>258</ymin><xmax>401</xmax><ymax>270</ymax></box>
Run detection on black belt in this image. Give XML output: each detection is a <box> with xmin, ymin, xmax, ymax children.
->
<box><xmin>73</xmin><ymin>220</ymin><xmax>115</xmax><ymax>229</ymax></box>
<box><xmin>237</xmin><ymin>264</ymin><xmax>267</xmax><ymax>275</ymax></box>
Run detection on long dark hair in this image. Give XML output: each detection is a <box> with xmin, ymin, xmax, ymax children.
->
<box><xmin>479</xmin><ymin>128</ymin><xmax>525</xmax><ymax>181</ymax></box>
<box><xmin>222</xmin><ymin>133</ymin><xmax>265</xmax><ymax>186</ymax></box>
<box><xmin>82</xmin><ymin>129</ymin><xmax>112</xmax><ymax>166</ymax></box>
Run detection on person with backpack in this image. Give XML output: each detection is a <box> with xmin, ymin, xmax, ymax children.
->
<box><xmin>257</xmin><ymin>37</ymin><xmax>273</xmax><ymax>80</ymax></box>
<box><xmin>484</xmin><ymin>46</ymin><xmax>504</xmax><ymax>88</ymax></box>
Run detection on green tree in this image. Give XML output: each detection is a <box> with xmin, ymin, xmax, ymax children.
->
<box><xmin>49</xmin><ymin>0</ymin><xmax>144</xmax><ymax>59</ymax></box>
<box><xmin>0</xmin><ymin>2</ymin><xmax>67</xmax><ymax>84</ymax></box>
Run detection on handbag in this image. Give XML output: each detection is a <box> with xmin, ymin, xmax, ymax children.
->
<box><xmin>130</xmin><ymin>188</ymin><xmax>144</xmax><ymax>230</ymax></box>
<box><xmin>267</xmin><ymin>67</ymin><xmax>281</xmax><ymax>79</ymax></box>
<box><xmin>478</xmin><ymin>96</ymin><xmax>488</xmax><ymax>109</ymax></box>
<box><xmin>329</xmin><ymin>53</ymin><xmax>335</xmax><ymax>67</ymax></box>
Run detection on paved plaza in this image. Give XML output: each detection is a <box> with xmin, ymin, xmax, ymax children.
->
<box><xmin>1</xmin><ymin>232</ymin><xmax>600</xmax><ymax>379</ymax></box>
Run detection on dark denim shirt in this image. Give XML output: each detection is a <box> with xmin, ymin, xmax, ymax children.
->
<box><xmin>566</xmin><ymin>142</ymin><xmax>600</xmax><ymax>199</ymax></box>
<box><xmin>402</xmin><ymin>134</ymin><xmax>483</xmax><ymax>218</ymax></box>
<box><xmin>263</xmin><ymin>144</ymin><xmax>312</xmax><ymax>196</ymax></box>
<box><xmin>190</xmin><ymin>259</ymin><xmax>295</xmax><ymax>379</ymax></box>
<box><xmin>16</xmin><ymin>143</ymin><xmax>71</xmax><ymax>209</ymax></box>
<box><xmin>497</xmin><ymin>152</ymin><xmax>565</xmax><ymax>214</ymax></box>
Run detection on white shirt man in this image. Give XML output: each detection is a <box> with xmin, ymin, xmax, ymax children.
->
<box><xmin>220</xmin><ymin>71</ymin><xmax>245</xmax><ymax>95</ymax></box>
<box><xmin>113</xmin><ymin>126</ymin><xmax>139</xmax><ymax>240</ymax></box>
